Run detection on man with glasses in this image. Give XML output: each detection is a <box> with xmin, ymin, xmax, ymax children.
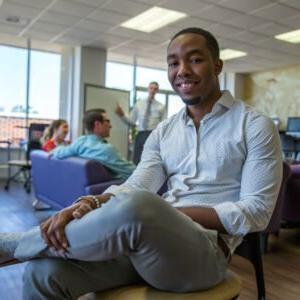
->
<box><xmin>51</xmin><ymin>108</ymin><xmax>135</xmax><ymax>180</ymax></box>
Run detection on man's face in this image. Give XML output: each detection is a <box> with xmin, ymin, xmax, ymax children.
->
<box><xmin>167</xmin><ymin>33</ymin><xmax>222</xmax><ymax>105</ymax></box>
<box><xmin>94</xmin><ymin>113</ymin><xmax>111</xmax><ymax>138</ymax></box>
<box><xmin>148</xmin><ymin>83</ymin><xmax>159</xmax><ymax>99</ymax></box>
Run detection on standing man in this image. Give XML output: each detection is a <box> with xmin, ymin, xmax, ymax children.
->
<box><xmin>0</xmin><ymin>28</ymin><xmax>282</xmax><ymax>299</ymax></box>
<box><xmin>115</xmin><ymin>81</ymin><xmax>166</xmax><ymax>164</ymax></box>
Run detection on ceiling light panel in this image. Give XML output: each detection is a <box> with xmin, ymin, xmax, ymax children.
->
<box><xmin>121</xmin><ymin>6</ymin><xmax>187</xmax><ymax>32</ymax></box>
<box><xmin>220</xmin><ymin>49</ymin><xmax>247</xmax><ymax>60</ymax></box>
<box><xmin>275</xmin><ymin>28</ymin><xmax>300</xmax><ymax>44</ymax></box>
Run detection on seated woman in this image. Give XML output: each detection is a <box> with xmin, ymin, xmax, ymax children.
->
<box><xmin>41</xmin><ymin>119</ymin><xmax>69</xmax><ymax>152</ymax></box>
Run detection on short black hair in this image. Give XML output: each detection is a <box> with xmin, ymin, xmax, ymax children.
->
<box><xmin>149</xmin><ymin>81</ymin><xmax>159</xmax><ymax>88</ymax></box>
<box><xmin>169</xmin><ymin>27</ymin><xmax>220</xmax><ymax>60</ymax></box>
<box><xmin>83</xmin><ymin>108</ymin><xmax>106</xmax><ymax>133</ymax></box>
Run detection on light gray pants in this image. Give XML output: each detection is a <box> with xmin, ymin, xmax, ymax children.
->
<box><xmin>19</xmin><ymin>191</ymin><xmax>228</xmax><ymax>300</ymax></box>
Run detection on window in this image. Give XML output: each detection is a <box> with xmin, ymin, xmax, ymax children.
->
<box><xmin>0</xmin><ymin>45</ymin><xmax>61</xmax><ymax>147</ymax></box>
<box><xmin>105</xmin><ymin>61</ymin><xmax>184</xmax><ymax>117</ymax></box>
<box><xmin>106</xmin><ymin>62</ymin><xmax>134</xmax><ymax>91</ymax></box>
<box><xmin>136</xmin><ymin>66</ymin><xmax>172</xmax><ymax>90</ymax></box>
<box><xmin>0</xmin><ymin>45</ymin><xmax>27</xmax><ymax>147</ymax></box>
<box><xmin>30</xmin><ymin>50</ymin><xmax>61</xmax><ymax>119</ymax></box>
<box><xmin>167</xmin><ymin>94</ymin><xmax>185</xmax><ymax>117</ymax></box>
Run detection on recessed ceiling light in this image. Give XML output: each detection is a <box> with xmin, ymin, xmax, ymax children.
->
<box><xmin>220</xmin><ymin>49</ymin><xmax>247</xmax><ymax>61</ymax></box>
<box><xmin>275</xmin><ymin>28</ymin><xmax>300</xmax><ymax>44</ymax></box>
<box><xmin>5</xmin><ymin>16</ymin><xmax>30</xmax><ymax>26</ymax></box>
<box><xmin>6</xmin><ymin>16</ymin><xmax>21</xmax><ymax>24</ymax></box>
<box><xmin>121</xmin><ymin>6</ymin><xmax>187</xmax><ymax>33</ymax></box>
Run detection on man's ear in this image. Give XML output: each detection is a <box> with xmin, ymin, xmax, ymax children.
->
<box><xmin>214</xmin><ymin>58</ymin><xmax>223</xmax><ymax>75</ymax></box>
<box><xmin>94</xmin><ymin>120</ymin><xmax>101</xmax><ymax>129</ymax></box>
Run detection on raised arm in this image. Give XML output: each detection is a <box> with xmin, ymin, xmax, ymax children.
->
<box><xmin>115</xmin><ymin>103</ymin><xmax>138</xmax><ymax>127</ymax></box>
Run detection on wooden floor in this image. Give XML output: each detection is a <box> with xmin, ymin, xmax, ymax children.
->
<box><xmin>0</xmin><ymin>181</ymin><xmax>300</xmax><ymax>299</ymax></box>
<box><xmin>0</xmin><ymin>181</ymin><xmax>56</xmax><ymax>300</ymax></box>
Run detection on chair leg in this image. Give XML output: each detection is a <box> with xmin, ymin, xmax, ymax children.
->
<box><xmin>4</xmin><ymin>168</ymin><xmax>23</xmax><ymax>190</ymax></box>
<box><xmin>24</xmin><ymin>173</ymin><xmax>31</xmax><ymax>194</ymax></box>
<box><xmin>4</xmin><ymin>166</ymin><xmax>31</xmax><ymax>193</ymax></box>
<box><xmin>260</xmin><ymin>233</ymin><xmax>269</xmax><ymax>254</ymax></box>
<box><xmin>250</xmin><ymin>233</ymin><xmax>266</xmax><ymax>300</ymax></box>
<box><xmin>235</xmin><ymin>233</ymin><xmax>266</xmax><ymax>300</ymax></box>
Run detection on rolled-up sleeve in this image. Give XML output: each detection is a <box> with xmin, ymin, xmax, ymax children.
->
<box><xmin>214</xmin><ymin>114</ymin><xmax>282</xmax><ymax>236</ymax></box>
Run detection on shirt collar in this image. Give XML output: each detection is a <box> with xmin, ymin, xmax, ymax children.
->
<box><xmin>88</xmin><ymin>134</ymin><xmax>106</xmax><ymax>142</ymax></box>
<box><xmin>181</xmin><ymin>90</ymin><xmax>235</xmax><ymax>125</ymax></box>
<box><xmin>215</xmin><ymin>90</ymin><xmax>235</xmax><ymax>109</ymax></box>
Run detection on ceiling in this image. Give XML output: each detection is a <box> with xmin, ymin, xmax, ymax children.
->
<box><xmin>0</xmin><ymin>0</ymin><xmax>300</xmax><ymax>73</ymax></box>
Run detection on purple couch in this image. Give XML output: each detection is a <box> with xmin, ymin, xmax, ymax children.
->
<box><xmin>282</xmin><ymin>163</ymin><xmax>300</xmax><ymax>223</ymax></box>
<box><xmin>30</xmin><ymin>150</ymin><xmax>123</xmax><ymax>210</ymax></box>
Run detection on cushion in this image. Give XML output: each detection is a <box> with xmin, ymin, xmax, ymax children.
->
<box><xmin>93</xmin><ymin>270</ymin><xmax>241</xmax><ymax>300</ymax></box>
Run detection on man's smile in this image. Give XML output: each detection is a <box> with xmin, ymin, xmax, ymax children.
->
<box><xmin>175</xmin><ymin>80</ymin><xmax>200</xmax><ymax>94</ymax></box>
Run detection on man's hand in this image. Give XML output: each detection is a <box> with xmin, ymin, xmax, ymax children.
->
<box><xmin>115</xmin><ymin>103</ymin><xmax>125</xmax><ymax>117</ymax></box>
<box><xmin>40</xmin><ymin>194</ymin><xmax>113</xmax><ymax>251</ymax></box>
<box><xmin>72</xmin><ymin>194</ymin><xmax>112</xmax><ymax>219</ymax></box>
<box><xmin>40</xmin><ymin>204</ymin><xmax>78</xmax><ymax>252</ymax></box>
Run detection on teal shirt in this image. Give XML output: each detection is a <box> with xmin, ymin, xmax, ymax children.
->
<box><xmin>52</xmin><ymin>134</ymin><xmax>136</xmax><ymax>180</ymax></box>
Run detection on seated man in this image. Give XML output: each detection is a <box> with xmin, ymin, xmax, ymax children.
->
<box><xmin>0</xmin><ymin>27</ymin><xmax>282</xmax><ymax>300</ymax></box>
<box><xmin>51</xmin><ymin>108</ymin><xmax>135</xmax><ymax>180</ymax></box>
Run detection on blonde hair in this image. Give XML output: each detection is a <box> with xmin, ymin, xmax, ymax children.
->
<box><xmin>41</xmin><ymin>119</ymin><xmax>67</xmax><ymax>144</ymax></box>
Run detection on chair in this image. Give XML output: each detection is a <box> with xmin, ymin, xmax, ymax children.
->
<box><xmin>280</xmin><ymin>133</ymin><xmax>296</xmax><ymax>160</ymax></box>
<box><xmin>4</xmin><ymin>123</ymin><xmax>48</xmax><ymax>193</ymax></box>
<box><xmin>281</xmin><ymin>163</ymin><xmax>300</xmax><ymax>224</ymax></box>
<box><xmin>261</xmin><ymin>161</ymin><xmax>291</xmax><ymax>253</ymax></box>
<box><xmin>235</xmin><ymin>232</ymin><xmax>265</xmax><ymax>300</ymax></box>
<box><xmin>89</xmin><ymin>232</ymin><xmax>263</xmax><ymax>300</ymax></box>
<box><xmin>0</xmin><ymin>140</ymin><xmax>11</xmax><ymax>178</ymax></box>
<box><xmin>233</xmin><ymin>162</ymin><xmax>290</xmax><ymax>300</ymax></box>
<box><xmin>94</xmin><ymin>270</ymin><xmax>241</xmax><ymax>300</ymax></box>
<box><xmin>91</xmin><ymin>161</ymin><xmax>290</xmax><ymax>300</ymax></box>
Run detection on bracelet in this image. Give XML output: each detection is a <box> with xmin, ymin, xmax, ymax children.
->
<box><xmin>91</xmin><ymin>195</ymin><xmax>101</xmax><ymax>209</ymax></box>
<box><xmin>77</xmin><ymin>195</ymin><xmax>101</xmax><ymax>209</ymax></box>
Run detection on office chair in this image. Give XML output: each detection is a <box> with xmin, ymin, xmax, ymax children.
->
<box><xmin>94</xmin><ymin>164</ymin><xmax>290</xmax><ymax>300</ymax></box>
<box><xmin>280</xmin><ymin>133</ymin><xmax>296</xmax><ymax>161</ymax></box>
<box><xmin>4</xmin><ymin>123</ymin><xmax>49</xmax><ymax>193</ymax></box>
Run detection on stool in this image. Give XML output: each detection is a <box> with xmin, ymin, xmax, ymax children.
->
<box><xmin>93</xmin><ymin>270</ymin><xmax>241</xmax><ymax>300</ymax></box>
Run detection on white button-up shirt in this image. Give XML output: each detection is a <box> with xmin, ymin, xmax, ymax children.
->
<box><xmin>106</xmin><ymin>91</ymin><xmax>282</xmax><ymax>252</ymax></box>
<box><xmin>122</xmin><ymin>98</ymin><xmax>166</xmax><ymax>131</ymax></box>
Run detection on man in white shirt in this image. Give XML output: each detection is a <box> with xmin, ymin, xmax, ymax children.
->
<box><xmin>0</xmin><ymin>27</ymin><xmax>282</xmax><ymax>299</ymax></box>
<box><xmin>115</xmin><ymin>81</ymin><xmax>166</xmax><ymax>164</ymax></box>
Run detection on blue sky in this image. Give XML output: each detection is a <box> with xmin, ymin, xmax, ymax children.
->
<box><xmin>0</xmin><ymin>45</ymin><xmax>61</xmax><ymax>119</ymax></box>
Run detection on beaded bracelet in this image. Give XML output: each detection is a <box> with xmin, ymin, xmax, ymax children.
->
<box><xmin>77</xmin><ymin>195</ymin><xmax>101</xmax><ymax>209</ymax></box>
<box><xmin>91</xmin><ymin>195</ymin><xmax>101</xmax><ymax>208</ymax></box>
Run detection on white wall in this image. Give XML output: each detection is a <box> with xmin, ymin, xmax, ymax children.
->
<box><xmin>60</xmin><ymin>46</ymin><xmax>107</xmax><ymax>140</ymax></box>
<box><xmin>220</xmin><ymin>72</ymin><xmax>245</xmax><ymax>100</ymax></box>
<box><xmin>69</xmin><ymin>46</ymin><xmax>107</xmax><ymax>139</ymax></box>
